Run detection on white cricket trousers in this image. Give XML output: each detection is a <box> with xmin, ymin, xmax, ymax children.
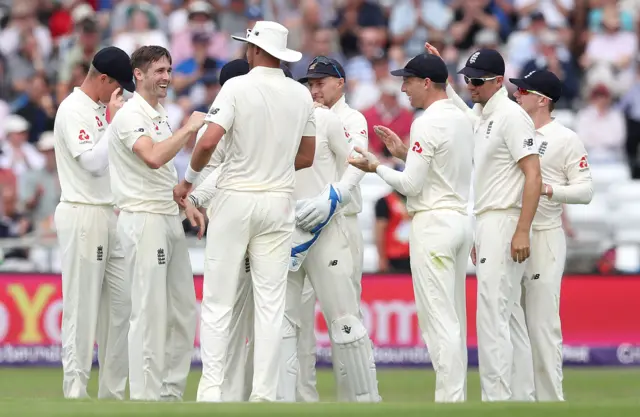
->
<box><xmin>198</xmin><ymin>190</ymin><xmax>295</xmax><ymax>403</ymax></box>
<box><xmin>474</xmin><ymin>209</ymin><xmax>530</xmax><ymax>401</ymax></box>
<box><xmin>513</xmin><ymin>227</ymin><xmax>566</xmax><ymax>401</ymax></box>
<box><xmin>117</xmin><ymin>211</ymin><xmax>197</xmax><ymax>401</ymax></box>
<box><xmin>410</xmin><ymin>209</ymin><xmax>472</xmax><ymax>402</ymax></box>
<box><xmin>55</xmin><ymin>202</ymin><xmax>129</xmax><ymax>400</ymax></box>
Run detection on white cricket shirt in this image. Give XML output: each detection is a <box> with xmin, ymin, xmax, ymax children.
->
<box><xmin>447</xmin><ymin>86</ymin><xmax>538</xmax><ymax>215</ymax></box>
<box><xmin>294</xmin><ymin>107</ymin><xmax>351</xmax><ymax>200</ymax></box>
<box><xmin>376</xmin><ymin>99</ymin><xmax>473</xmax><ymax>215</ymax></box>
<box><xmin>204</xmin><ymin>66</ymin><xmax>316</xmax><ymax>194</ymax></box>
<box><xmin>331</xmin><ymin>95</ymin><xmax>368</xmax><ymax>216</ymax></box>
<box><xmin>108</xmin><ymin>92</ymin><xmax>179</xmax><ymax>215</ymax></box>
<box><xmin>54</xmin><ymin>88</ymin><xmax>111</xmax><ymax>205</ymax></box>
<box><xmin>533</xmin><ymin>119</ymin><xmax>593</xmax><ymax>230</ymax></box>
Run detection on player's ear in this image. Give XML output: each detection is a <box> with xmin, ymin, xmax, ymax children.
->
<box><xmin>133</xmin><ymin>68</ymin><xmax>143</xmax><ymax>81</ymax></box>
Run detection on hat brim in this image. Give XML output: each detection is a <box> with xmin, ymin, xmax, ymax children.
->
<box><xmin>390</xmin><ymin>68</ymin><xmax>416</xmax><ymax>77</ymax></box>
<box><xmin>297</xmin><ymin>72</ymin><xmax>337</xmax><ymax>84</ymax></box>
<box><xmin>120</xmin><ymin>79</ymin><xmax>136</xmax><ymax>93</ymax></box>
<box><xmin>231</xmin><ymin>35</ymin><xmax>302</xmax><ymax>63</ymax></box>
<box><xmin>509</xmin><ymin>78</ymin><xmax>532</xmax><ymax>91</ymax></box>
<box><xmin>457</xmin><ymin>66</ymin><xmax>491</xmax><ymax>78</ymax></box>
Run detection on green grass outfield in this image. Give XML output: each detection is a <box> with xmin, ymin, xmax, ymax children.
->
<box><xmin>0</xmin><ymin>368</ymin><xmax>638</xmax><ymax>416</ymax></box>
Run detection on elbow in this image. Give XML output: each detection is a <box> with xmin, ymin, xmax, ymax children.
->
<box><xmin>297</xmin><ymin>155</ymin><xmax>314</xmax><ymax>170</ymax></box>
<box><xmin>581</xmin><ymin>184</ymin><xmax>594</xmax><ymax>204</ymax></box>
<box><xmin>403</xmin><ymin>185</ymin><xmax>421</xmax><ymax>197</ymax></box>
<box><xmin>199</xmin><ymin>136</ymin><xmax>218</xmax><ymax>155</ymax></box>
<box><xmin>145</xmin><ymin>156</ymin><xmax>164</xmax><ymax>170</ymax></box>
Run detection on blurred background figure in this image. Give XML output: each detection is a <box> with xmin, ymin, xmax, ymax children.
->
<box><xmin>375</xmin><ymin>189</ymin><xmax>411</xmax><ymax>273</ymax></box>
<box><xmin>0</xmin><ymin>115</ymin><xmax>45</xmax><ymax>178</ymax></box>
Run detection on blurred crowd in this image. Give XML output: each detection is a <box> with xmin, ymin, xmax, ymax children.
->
<box><xmin>0</xmin><ymin>0</ymin><xmax>639</xmax><ymax>267</ymax></box>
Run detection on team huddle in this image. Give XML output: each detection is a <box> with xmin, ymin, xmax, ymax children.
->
<box><xmin>52</xmin><ymin>19</ymin><xmax>593</xmax><ymax>403</ymax></box>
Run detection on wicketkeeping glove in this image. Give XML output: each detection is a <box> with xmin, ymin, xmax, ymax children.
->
<box><xmin>296</xmin><ymin>183</ymin><xmax>351</xmax><ymax>233</ymax></box>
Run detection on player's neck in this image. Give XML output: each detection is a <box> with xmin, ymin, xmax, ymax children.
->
<box><xmin>137</xmin><ymin>89</ymin><xmax>159</xmax><ymax>108</ymax></box>
<box><xmin>530</xmin><ymin>110</ymin><xmax>553</xmax><ymax>130</ymax></box>
<box><xmin>80</xmin><ymin>80</ymin><xmax>101</xmax><ymax>105</ymax></box>
<box><xmin>422</xmin><ymin>91</ymin><xmax>449</xmax><ymax>110</ymax></box>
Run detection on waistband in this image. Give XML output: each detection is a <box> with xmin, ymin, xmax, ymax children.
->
<box><xmin>58</xmin><ymin>201</ymin><xmax>114</xmax><ymax>209</ymax></box>
<box><xmin>475</xmin><ymin>207</ymin><xmax>521</xmax><ymax>220</ymax></box>
<box><xmin>217</xmin><ymin>189</ymin><xmax>292</xmax><ymax>199</ymax></box>
<box><xmin>411</xmin><ymin>207</ymin><xmax>468</xmax><ymax>218</ymax></box>
<box><xmin>532</xmin><ymin>224</ymin><xmax>563</xmax><ymax>232</ymax></box>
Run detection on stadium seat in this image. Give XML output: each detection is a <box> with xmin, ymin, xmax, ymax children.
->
<box><xmin>551</xmin><ymin>109</ymin><xmax>576</xmax><ymax>130</ymax></box>
<box><xmin>590</xmin><ymin>162</ymin><xmax>631</xmax><ymax>193</ymax></box>
<box><xmin>565</xmin><ymin>195</ymin><xmax>613</xmax><ymax>253</ymax></box>
<box><xmin>606</xmin><ymin>180</ymin><xmax>640</xmax><ymax>207</ymax></box>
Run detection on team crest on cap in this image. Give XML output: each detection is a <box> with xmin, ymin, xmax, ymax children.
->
<box><xmin>309</xmin><ymin>62</ymin><xmax>317</xmax><ymax>70</ymax></box>
<box><xmin>469</xmin><ymin>51</ymin><xmax>480</xmax><ymax>64</ymax></box>
<box><xmin>524</xmin><ymin>71</ymin><xmax>536</xmax><ymax>78</ymax></box>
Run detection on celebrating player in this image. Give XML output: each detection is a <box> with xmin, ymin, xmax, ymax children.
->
<box><xmin>293</xmin><ymin>55</ymin><xmax>371</xmax><ymax>402</ymax></box>
<box><xmin>510</xmin><ymin>70</ymin><xmax>593</xmax><ymax>401</ymax></box>
<box><xmin>53</xmin><ymin>46</ymin><xmax>134</xmax><ymax>400</ymax></box>
<box><xmin>426</xmin><ymin>43</ymin><xmax>542</xmax><ymax>401</ymax></box>
<box><xmin>173</xmin><ymin>21</ymin><xmax>316</xmax><ymax>402</ymax></box>
<box><xmin>348</xmin><ymin>53</ymin><xmax>474</xmax><ymax>402</ymax></box>
<box><xmin>107</xmin><ymin>45</ymin><xmax>205</xmax><ymax>401</ymax></box>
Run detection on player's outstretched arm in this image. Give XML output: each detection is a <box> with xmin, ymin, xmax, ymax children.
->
<box><xmin>188</xmin><ymin>167</ymin><xmax>220</xmax><ymax>210</ymax></box>
<box><xmin>544</xmin><ymin>138</ymin><xmax>593</xmax><ymax>204</ymax></box>
<box><xmin>132</xmin><ymin>111</ymin><xmax>205</xmax><ymax>169</ymax></box>
<box><xmin>295</xmin><ymin>135</ymin><xmax>316</xmax><ymax>170</ymax></box>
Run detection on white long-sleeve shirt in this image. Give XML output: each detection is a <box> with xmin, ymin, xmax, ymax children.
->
<box><xmin>534</xmin><ymin>119</ymin><xmax>593</xmax><ymax>230</ymax></box>
<box><xmin>376</xmin><ymin>99</ymin><xmax>473</xmax><ymax>215</ymax></box>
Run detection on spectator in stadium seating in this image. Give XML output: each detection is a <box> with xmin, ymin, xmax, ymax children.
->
<box><xmin>112</xmin><ymin>3</ymin><xmax>169</xmax><ymax>55</ymax></box>
<box><xmin>344</xmin><ymin>27</ymin><xmax>387</xmax><ymax>87</ymax></box>
<box><xmin>576</xmin><ymin>83</ymin><xmax>626</xmax><ymax>162</ymax></box>
<box><xmin>362</xmin><ymin>79</ymin><xmax>414</xmax><ymax>155</ymax></box>
<box><xmin>173</xmin><ymin>32</ymin><xmax>220</xmax><ymax>98</ymax></box>
<box><xmin>450</xmin><ymin>0</ymin><xmax>504</xmax><ymax>51</ymax></box>
<box><xmin>514</xmin><ymin>0</ymin><xmax>574</xmax><ymax>29</ymax></box>
<box><xmin>0</xmin><ymin>115</ymin><xmax>45</xmax><ymax>177</ymax></box>
<box><xmin>7</xmin><ymin>29</ymin><xmax>54</xmax><ymax>97</ymax></box>
<box><xmin>619</xmin><ymin>62</ymin><xmax>640</xmax><ymax>178</ymax></box>
<box><xmin>217</xmin><ymin>0</ymin><xmax>251</xmax><ymax>38</ymax></box>
<box><xmin>56</xmin><ymin>17</ymin><xmax>102</xmax><ymax>103</ymax></box>
<box><xmin>193</xmin><ymin>71</ymin><xmax>220</xmax><ymax>114</ymax></box>
<box><xmin>334</xmin><ymin>0</ymin><xmax>386</xmax><ymax>58</ymax></box>
<box><xmin>170</xmin><ymin>1</ymin><xmax>229</xmax><ymax>65</ymax></box>
<box><xmin>506</xmin><ymin>11</ymin><xmax>550</xmax><ymax>71</ymax></box>
<box><xmin>375</xmin><ymin>189</ymin><xmax>411</xmax><ymax>273</ymax></box>
<box><xmin>588</xmin><ymin>0</ymin><xmax>635</xmax><ymax>33</ymax></box>
<box><xmin>387</xmin><ymin>0</ymin><xmax>453</xmax><ymax>57</ymax></box>
<box><xmin>18</xmin><ymin>131</ymin><xmax>59</xmax><ymax>236</ymax></box>
<box><xmin>519</xmin><ymin>29</ymin><xmax>579</xmax><ymax>108</ymax></box>
<box><xmin>290</xmin><ymin>27</ymin><xmax>345</xmax><ymax>80</ymax></box>
<box><xmin>0</xmin><ymin>184</ymin><xmax>33</xmax><ymax>260</ymax></box>
<box><xmin>110</xmin><ymin>0</ymin><xmax>167</xmax><ymax>36</ymax></box>
<box><xmin>0</xmin><ymin>2</ymin><xmax>52</xmax><ymax>60</ymax></box>
<box><xmin>14</xmin><ymin>75</ymin><xmax>56</xmax><ymax>145</ymax></box>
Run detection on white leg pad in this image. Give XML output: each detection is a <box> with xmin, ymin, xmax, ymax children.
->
<box><xmin>277</xmin><ymin>317</ymin><xmax>299</xmax><ymax>402</ymax></box>
<box><xmin>330</xmin><ymin>315</ymin><xmax>380</xmax><ymax>403</ymax></box>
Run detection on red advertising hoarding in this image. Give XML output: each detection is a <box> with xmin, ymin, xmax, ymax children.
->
<box><xmin>0</xmin><ymin>274</ymin><xmax>638</xmax><ymax>366</ymax></box>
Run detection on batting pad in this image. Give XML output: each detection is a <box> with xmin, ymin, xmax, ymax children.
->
<box><xmin>330</xmin><ymin>315</ymin><xmax>381</xmax><ymax>402</ymax></box>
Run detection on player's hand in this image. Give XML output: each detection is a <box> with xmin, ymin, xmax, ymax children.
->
<box><xmin>511</xmin><ymin>229</ymin><xmax>531</xmax><ymax>263</ymax></box>
<box><xmin>186</xmin><ymin>111</ymin><xmax>206</xmax><ymax>133</ymax></box>
<box><xmin>173</xmin><ymin>180</ymin><xmax>193</xmax><ymax>205</ymax></box>
<box><xmin>424</xmin><ymin>42</ymin><xmax>442</xmax><ymax>58</ymax></box>
<box><xmin>374</xmin><ymin>125</ymin><xmax>408</xmax><ymax>160</ymax></box>
<box><xmin>107</xmin><ymin>88</ymin><xmax>125</xmax><ymax>120</ymax></box>
<box><xmin>348</xmin><ymin>146</ymin><xmax>380</xmax><ymax>173</ymax></box>
<box><xmin>296</xmin><ymin>197</ymin><xmax>330</xmax><ymax>232</ymax></box>
<box><xmin>470</xmin><ymin>246</ymin><xmax>477</xmax><ymax>266</ymax></box>
<box><xmin>184</xmin><ymin>202</ymin><xmax>206</xmax><ymax>239</ymax></box>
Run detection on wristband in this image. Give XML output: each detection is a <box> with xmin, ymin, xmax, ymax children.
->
<box><xmin>184</xmin><ymin>165</ymin><xmax>201</xmax><ymax>184</ymax></box>
<box><xmin>188</xmin><ymin>194</ymin><xmax>199</xmax><ymax>208</ymax></box>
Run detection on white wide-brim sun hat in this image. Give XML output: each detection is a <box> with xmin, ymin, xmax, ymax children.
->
<box><xmin>232</xmin><ymin>21</ymin><xmax>302</xmax><ymax>63</ymax></box>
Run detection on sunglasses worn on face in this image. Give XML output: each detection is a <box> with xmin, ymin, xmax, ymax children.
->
<box><xmin>517</xmin><ymin>87</ymin><xmax>552</xmax><ymax>100</ymax></box>
<box><xmin>311</xmin><ymin>56</ymin><xmax>343</xmax><ymax>78</ymax></box>
<box><xmin>464</xmin><ymin>76</ymin><xmax>498</xmax><ymax>86</ymax></box>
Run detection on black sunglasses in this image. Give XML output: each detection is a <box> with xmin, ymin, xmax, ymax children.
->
<box><xmin>464</xmin><ymin>75</ymin><xmax>499</xmax><ymax>86</ymax></box>
<box><xmin>311</xmin><ymin>56</ymin><xmax>343</xmax><ymax>78</ymax></box>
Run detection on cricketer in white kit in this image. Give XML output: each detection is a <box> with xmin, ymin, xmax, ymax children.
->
<box><xmin>53</xmin><ymin>46</ymin><xmax>134</xmax><ymax>400</ymax></box>
<box><xmin>293</xmin><ymin>55</ymin><xmax>371</xmax><ymax>402</ymax></box>
<box><xmin>428</xmin><ymin>44</ymin><xmax>542</xmax><ymax>401</ymax></box>
<box><xmin>278</xmin><ymin>99</ymin><xmax>380</xmax><ymax>402</ymax></box>
<box><xmin>108</xmin><ymin>46</ymin><xmax>205</xmax><ymax>401</ymax></box>
<box><xmin>349</xmin><ymin>53</ymin><xmax>474</xmax><ymax>402</ymax></box>
<box><xmin>173</xmin><ymin>21</ymin><xmax>317</xmax><ymax>402</ymax></box>
<box><xmin>511</xmin><ymin>70</ymin><xmax>593</xmax><ymax>401</ymax></box>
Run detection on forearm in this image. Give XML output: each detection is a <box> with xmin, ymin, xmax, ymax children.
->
<box><xmin>446</xmin><ymin>84</ymin><xmax>477</xmax><ymax>121</ymax></box>
<box><xmin>549</xmin><ymin>182</ymin><xmax>593</xmax><ymax>204</ymax></box>
<box><xmin>517</xmin><ymin>175</ymin><xmax>542</xmax><ymax>232</ymax></box>
<box><xmin>376</xmin><ymin>164</ymin><xmax>422</xmax><ymax>197</ymax></box>
<box><xmin>190</xmin><ymin>167</ymin><xmax>220</xmax><ymax>208</ymax></box>
<box><xmin>153</xmin><ymin>125</ymin><xmax>196</xmax><ymax>168</ymax></box>
<box><xmin>333</xmin><ymin>165</ymin><xmax>365</xmax><ymax>205</ymax></box>
<box><xmin>475</xmin><ymin>13</ymin><xmax>499</xmax><ymax>30</ymax></box>
<box><xmin>77</xmin><ymin>131</ymin><xmax>110</xmax><ymax>176</ymax></box>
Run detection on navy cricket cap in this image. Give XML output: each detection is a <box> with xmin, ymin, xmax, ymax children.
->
<box><xmin>458</xmin><ymin>49</ymin><xmax>505</xmax><ymax>78</ymax></box>
<box><xmin>92</xmin><ymin>46</ymin><xmax>135</xmax><ymax>92</ymax></box>
<box><xmin>390</xmin><ymin>53</ymin><xmax>448</xmax><ymax>83</ymax></box>
<box><xmin>298</xmin><ymin>56</ymin><xmax>345</xmax><ymax>84</ymax></box>
<box><xmin>219</xmin><ymin>59</ymin><xmax>250</xmax><ymax>86</ymax></box>
<box><xmin>281</xmin><ymin>64</ymin><xmax>293</xmax><ymax>79</ymax></box>
<box><xmin>510</xmin><ymin>70</ymin><xmax>563</xmax><ymax>102</ymax></box>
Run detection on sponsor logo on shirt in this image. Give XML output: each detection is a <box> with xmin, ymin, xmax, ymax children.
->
<box><xmin>579</xmin><ymin>155</ymin><xmax>589</xmax><ymax>170</ymax></box>
<box><xmin>412</xmin><ymin>141</ymin><xmax>422</xmax><ymax>154</ymax></box>
<box><xmin>209</xmin><ymin>107</ymin><xmax>219</xmax><ymax>116</ymax></box>
<box><xmin>539</xmin><ymin>141</ymin><xmax>548</xmax><ymax>156</ymax></box>
<box><xmin>95</xmin><ymin>116</ymin><xmax>104</xmax><ymax>128</ymax></box>
<box><xmin>523</xmin><ymin>138</ymin><xmax>534</xmax><ymax>149</ymax></box>
<box><xmin>78</xmin><ymin>130</ymin><xmax>90</xmax><ymax>143</ymax></box>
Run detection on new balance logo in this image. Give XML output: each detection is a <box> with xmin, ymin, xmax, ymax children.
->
<box><xmin>97</xmin><ymin>246</ymin><xmax>103</xmax><ymax>261</ymax></box>
<box><xmin>328</xmin><ymin>260</ymin><xmax>338</xmax><ymax>267</ymax></box>
<box><xmin>157</xmin><ymin>248</ymin><xmax>166</xmax><ymax>265</ymax></box>
<box><xmin>523</xmin><ymin>138</ymin><xmax>534</xmax><ymax>148</ymax></box>
<box><xmin>480</xmin><ymin>258</ymin><xmax>486</xmax><ymax>264</ymax></box>
<box><xmin>532</xmin><ymin>274</ymin><xmax>540</xmax><ymax>280</ymax></box>
<box><xmin>342</xmin><ymin>325</ymin><xmax>351</xmax><ymax>334</ymax></box>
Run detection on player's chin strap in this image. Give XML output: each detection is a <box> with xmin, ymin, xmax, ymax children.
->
<box><xmin>289</xmin><ymin>184</ymin><xmax>343</xmax><ymax>271</ymax></box>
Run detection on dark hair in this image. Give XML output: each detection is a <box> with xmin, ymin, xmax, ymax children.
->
<box><xmin>548</xmin><ymin>101</ymin><xmax>555</xmax><ymax>112</ymax></box>
<box><xmin>131</xmin><ymin>46</ymin><xmax>172</xmax><ymax>73</ymax></box>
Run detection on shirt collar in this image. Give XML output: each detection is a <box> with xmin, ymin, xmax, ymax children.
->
<box><xmin>131</xmin><ymin>92</ymin><xmax>166</xmax><ymax>120</ymax></box>
<box><xmin>249</xmin><ymin>66</ymin><xmax>286</xmax><ymax>77</ymax></box>
<box><xmin>481</xmin><ymin>87</ymin><xmax>509</xmax><ymax>116</ymax></box>
<box><xmin>331</xmin><ymin>94</ymin><xmax>348</xmax><ymax>112</ymax></box>
<box><xmin>536</xmin><ymin>118</ymin><xmax>558</xmax><ymax>136</ymax></box>
<box><xmin>74</xmin><ymin>87</ymin><xmax>103</xmax><ymax>111</ymax></box>
<box><xmin>423</xmin><ymin>98</ymin><xmax>451</xmax><ymax>116</ymax></box>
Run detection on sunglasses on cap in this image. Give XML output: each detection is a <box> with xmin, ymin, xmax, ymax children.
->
<box><xmin>517</xmin><ymin>87</ymin><xmax>552</xmax><ymax>100</ymax></box>
<box><xmin>310</xmin><ymin>56</ymin><xmax>343</xmax><ymax>79</ymax></box>
<box><xmin>464</xmin><ymin>75</ymin><xmax>499</xmax><ymax>86</ymax></box>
